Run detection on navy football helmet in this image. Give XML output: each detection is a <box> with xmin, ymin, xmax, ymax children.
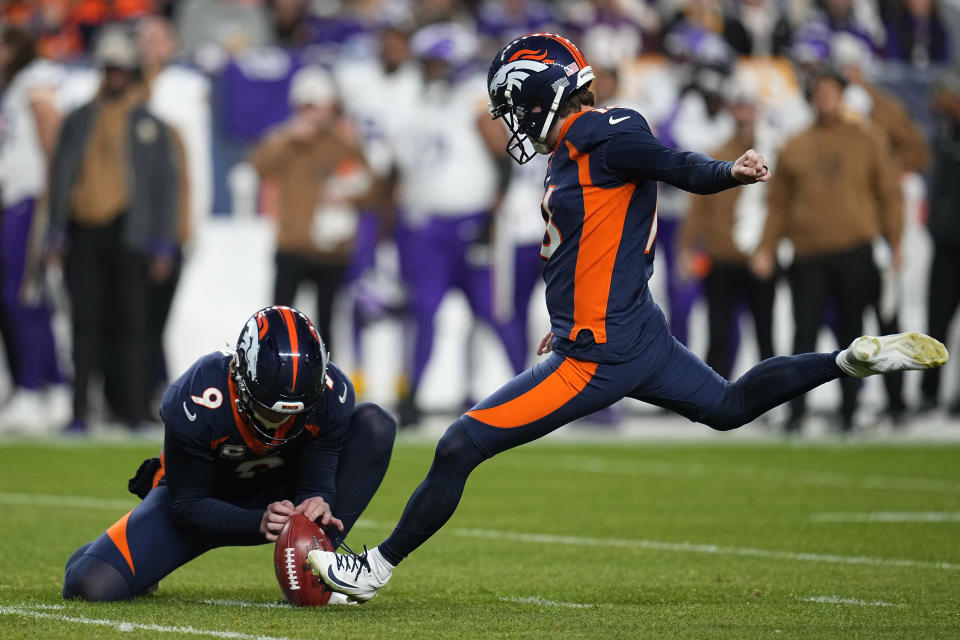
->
<box><xmin>232</xmin><ymin>306</ymin><xmax>329</xmax><ymax>444</ymax></box>
<box><xmin>487</xmin><ymin>33</ymin><xmax>594</xmax><ymax>164</ymax></box>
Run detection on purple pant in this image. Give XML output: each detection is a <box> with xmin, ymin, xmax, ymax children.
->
<box><xmin>0</xmin><ymin>198</ymin><xmax>62</xmax><ymax>390</ymax></box>
<box><xmin>398</xmin><ymin>213</ymin><xmax>527</xmax><ymax>390</ymax></box>
<box><xmin>509</xmin><ymin>242</ymin><xmax>543</xmax><ymax>364</ymax></box>
<box><xmin>656</xmin><ymin>217</ymin><xmax>701</xmax><ymax>346</ymax></box>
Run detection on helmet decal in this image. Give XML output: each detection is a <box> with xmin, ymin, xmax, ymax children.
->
<box><xmin>239</xmin><ymin>316</ymin><xmax>260</xmax><ymax>382</ymax></box>
<box><xmin>489</xmin><ymin>59</ymin><xmax>553</xmax><ymax>104</ymax></box>
<box><xmin>508</xmin><ymin>49</ymin><xmax>555</xmax><ymax>63</ymax></box>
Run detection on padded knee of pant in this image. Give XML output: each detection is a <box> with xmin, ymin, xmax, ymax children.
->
<box><xmin>434</xmin><ymin>419</ymin><xmax>486</xmax><ymax>467</ymax></box>
<box><xmin>351</xmin><ymin>402</ymin><xmax>397</xmax><ymax>455</ymax></box>
<box><xmin>62</xmin><ymin>555</ymin><xmax>131</xmax><ymax>602</ymax></box>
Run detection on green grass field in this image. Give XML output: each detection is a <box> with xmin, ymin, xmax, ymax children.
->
<box><xmin>1</xmin><ymin>437</ymin><xmax>958</xmax><ymax>639</ymax></box>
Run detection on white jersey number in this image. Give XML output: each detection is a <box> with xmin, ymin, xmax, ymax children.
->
<box><xmin>540</xmin><ymin>185</ymin><xmax>562</xmax><ymax>259</ymax></box>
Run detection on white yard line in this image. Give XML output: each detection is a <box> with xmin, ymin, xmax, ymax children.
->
<box><xmin>445</xmin><ymin>526</ymin><xmax>960</xmax><ymax>571</ymax></box>
<box><xmin>198</xmin><ymin>599</ymin><xmax>291</xmax><ymax>609</ymax></box>
<box><xmin>0</xmin><ymin>605</ymin><xmax>297</xmax><ymax>640</ymax></box>
<box><xmin>498</xmin><ymin>596</ymin><xmax>595</xmax><ymax>608</ymax></box>
<box><xmin>507</xmin><ymin>456</ymin><xmax>960</xmax><ymax>494</ymax></box>
<box><xmin>3</xmin><ymin>493</ymin><xmax>954</xmax><ymax>573</ymax></box>
<box><xmin>352</xmin><ymin>520</ymin><xmax>960</xmax><ymax>572</ymax></box>
<box><xmin>799</xmin><ymin>595</ymin><xmax>902</xmax><ymax>607</ymax></box>
<box><xmin>0</xmin><ymin>492</ymin><xmax>136</xmax><ymax>510</ymax></box>
<box><xmin>812</xmin><ymin>511</ymin><xmax>960</xmax><ymax>523</ymax></box>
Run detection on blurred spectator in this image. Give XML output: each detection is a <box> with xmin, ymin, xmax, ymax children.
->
<box><xmin>176</xmin><ymin>0</ymin><xmax>274</xmax><ymax>58</ymax></box>
<box><xmin>137</xmin><ymin>15</ymin><xmax>206</xmax><ymax>404</ymax></box>
<box><xmin>680</xmin><ymin>78</ymin><xmax>775</xmax><ymax>379</ymax></box>
<box><xmin>12</xmin><ymin>0</ymin><xmax>85</xmax><ymax>61</ymax></box>
<box><xmin>920</xmin><ymin>71</ymin><xmax>960</xmax><ymax>413</ymax></box>
<box><xmin>138</xmin><ymin>15</ymin><xmax>212</xmax><ymax>228</ymax></box>
<box><xmin>564</xmin><ymin>0</ymin><xmax>657</xmax><ymax>60</ymax></box>
<box><xmin>71</xmin><ymin>0</ymin><xmax>157</xmax><ymax>49</ymax></box>
<box><xmin>308</xmin><ymin>0</ymin><xmax>402</xmax><ymax>56</ymax></box>
<box><xmin>2</xmin><ymin>0</ymin><xmax>155</xmax><ymax>60</ymax></box>
<box><xmin>751</xmin><ymin>70</ymin><xmax>902</xmax><ymax>432</ymax></box>
<box><xmin>723</xmin><ymin>0</ymin><xmax>793</xmax><ymax>56</ymax></box>
<box><xmin>795</xmin><ymin>0</ymin><xmax>887</xmax><ymax>52</ymax></box>
<box><xmin>834</xmin><ymin>35</ymin><xmax>930</xmax><ymax>173</ymax></box>
<box><xmin>390</xmin><ymin>23</ymin><xmax>525</xmax><ymax>425</ymax></box>
<box><xmin>414</xmin><ymin>0</ymin><xmax>473</xmax><ymax>26</ymax></box>
<box><xmin>250</xmin><ymin>66</ymin><xmax>373</xmax><ymax>347</ymax></box>
<box><xmin>834</xmin><ymin>32</ymin><xmax>930</xmax><ymax>423</ymax></box>
<box><xmin>654</xmin><ymin>31</ymin><xmax>736</xmax><ymax>345</ymax></box>
<box><xmin>335</xmin><ymin>24</ymin><xmax>421</xmax><ymax>389</ymax></box>
<box><xmin>269</xmin><ymin>0</ymin><xmax>317</xmax><ymax>48</ymax></box>
<box><xmin>881</xmin><ymin>0</ymin><xmax>951</xmax><ymax>66</ymax></box>
<box><xmin>0</xmin><ymin>26</ymin><xmax>67</xmax><ymax>433</ymax></box>
<box><xmin>47</xmin><ymin>27</ymin><xmax>181</xmax><ymax>432</ymax></box>
<box><xmin>475</xmin><ymin>0</ymin><xmax>557</xmax><ymax>48</ymax></box>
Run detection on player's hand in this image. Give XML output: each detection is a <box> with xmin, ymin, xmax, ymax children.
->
<box><xmin>295</xmin><ymin>497</ymin><xmax>344</xmax><ymax>532</ymax></box>
<box><xmin>260</xmin><ymin>500</ymin><xmax>295</xmax><ymax>542</ymax></box>
<box><xmin>750</xmin><ymin>250</ymin><xmax>775</xmax><ymax>280</ymax></box>
<box><xmin>537</xmin><ymin>331</ymin><xmax>555</xmax><ymax>355</ymax></box>
<box><xmin>731</xmin><ymin>149</ymin><xmax>770</xmax><ymax>184</ymax></box>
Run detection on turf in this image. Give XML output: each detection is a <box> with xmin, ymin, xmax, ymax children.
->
<box><xmin>1</xmin><ymin>437</ymin><xmax>958</xmax><ymax>639</ymax></box>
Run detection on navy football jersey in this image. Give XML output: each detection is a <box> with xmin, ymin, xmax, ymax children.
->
<box><xmin>541</xmin><ymin>106</ymin><xmax>738</xmax><ymax>364</ymax></box>
<box><xmin>155</xmin><ymin>351</ymin><xmax>355</xmax><ymax>535</ymax></box>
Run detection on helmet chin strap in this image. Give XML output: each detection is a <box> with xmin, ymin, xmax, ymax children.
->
<box><xmin>533</xmin><ymin>82</ymin><xmax>567</xmax><ymax>153</ymax></box>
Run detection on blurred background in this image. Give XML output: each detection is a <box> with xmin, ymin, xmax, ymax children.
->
<box><xmin>1</xmin><ymin>0</ymin><xmax>959</xmax><ymax>440</ymax></box>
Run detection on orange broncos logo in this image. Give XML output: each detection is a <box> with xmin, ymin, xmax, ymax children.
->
<box><xmin>509</xmin><ymin>48</ymin><xmax>555</xmax><ymax>64</ymax></box>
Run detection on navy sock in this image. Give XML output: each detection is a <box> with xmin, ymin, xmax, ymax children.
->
<box><xmin>378</xmin><ymin>419</ymin><xmax>487</xmax><ymax>566</ymax></box>
<box><xmin>329</xmin><ymin>403</ymin><xmax>397</xmax><ymax>548</ymax></box>
<box><xmin>706</xmin><ymin>351</ymin><xmax>842</xmax><ymax>430</ymax></box>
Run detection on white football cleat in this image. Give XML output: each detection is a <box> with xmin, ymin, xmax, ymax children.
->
<box><xmin>307</xmin><ymin>545</ymin><xmax>393</xmax><ymax>603</ymax></box>
<box><xmin>325</xmin><ymin>591</ymin><xmax>358</xmax><ymax>606</ymax></box>
<box><xmin>837</xmin><ymin>332</ymin><xmax>949</xmax><ymax>378</ymax></box>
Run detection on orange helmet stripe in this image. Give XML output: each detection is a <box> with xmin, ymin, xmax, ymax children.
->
<box><xmin>508</xmin><ymin>48</ymin><xmax>555</xmax><ymax>63</ymax></box>
<box><xmin>278</xmin><ymin>306</ymin><xmax>300</xmax><ymax>389</ymax></box>
<box><xmin>522</xmin><ymin>33</ymin><xmax>588</xmax><ymax>69</ymax></box>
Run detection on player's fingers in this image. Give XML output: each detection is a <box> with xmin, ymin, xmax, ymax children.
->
<box><xmin>329</xmin><ymin>516</ymin><xmax>344</xmax><ymax>532</ymax></box>
<box><xmin>269</xmin><ymin>512</ymin><xmax>290</xmax><ymax>524</ymax></box>
<box><xmin>271</xmin><ymin>503</ymin><xmax>294</xmax><ymax>517</ymax></box>
<box><xmin>265</xmin><ymin>531</ymin><xmax>278</xmax><ymax>542</ymax></box>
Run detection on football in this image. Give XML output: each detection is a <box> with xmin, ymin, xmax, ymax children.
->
<box><xmin>273</xmin><ymin>514</ymin><xmax>335</xmax><ymax>607</ymax></box>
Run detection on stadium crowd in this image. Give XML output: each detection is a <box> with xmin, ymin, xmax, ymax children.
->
<box><xmin>0</xmin><ymin>0</ymin><xmax>958</xmax><ymax>437</ymax></box>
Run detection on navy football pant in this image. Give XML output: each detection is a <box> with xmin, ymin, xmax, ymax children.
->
<box><xmin>62</xmin><ymin>403</ymin><xmax>395</xmax><ymax>601</ymax></box>
<box><xmin>377</xmin><ymin>309</ymin><xmax>842</xmax><ymax>565</ymax></box>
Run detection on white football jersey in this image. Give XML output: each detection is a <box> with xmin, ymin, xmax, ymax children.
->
<box><xmin>498</xmin><ymin>152</ymin><xmax>549</xmax><ymax>245</ymax></box>
<box><xmin>147</xmin><ymin>64</ymin><xmax>214</xmax><ymax>224</ymax></box>
<box><xmin>391</xmin><ymin>73</ymin><xmax>498</xmax><ymax>225</ymax></box>
<box><xmin>0</xmin><ymin>59</ymin><xmax>64</xmax><ymax>207</ymax></box>
<box><xmin>336</xmin><ymin>60</ymin><xmax>421</xmax><ymax>178</ymax></box>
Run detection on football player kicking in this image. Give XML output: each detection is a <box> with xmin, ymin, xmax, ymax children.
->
<box><xmin>62</xmin><ymin>306</ymin><xmax>396</xmax><ymax>602</ymax></box>
<box><xmin>308</xmin><ymin>33</ymin><xmax>949</xmax><ymax>602</ymax></box>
